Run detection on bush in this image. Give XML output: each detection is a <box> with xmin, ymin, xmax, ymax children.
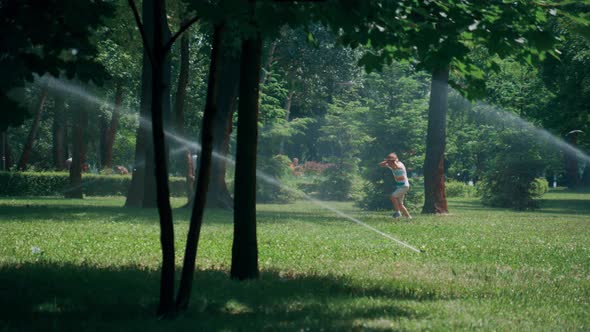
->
<box><xmin>314</xmin><ymin>160</ymin><xmax>357</xmax><ymax>201</ymax></box>
<box><xmin>479</xmin><ymin>131</ymin><xmax>546</xmax><ymax>210</ymax></box>
<box><xmin>0</xmin><ymin>171</ymin><xmax>187</xmax><ymax>197</ymax></box>
<box><xmin>445</xmin><ymin>179</ymin><xmax>477</xmax><ymax>198</ymax></box>
<box><xmin>256</xmin><ymin>155</ymin><xmax>300</xmax><ymax>203</ymax></box>
<box><xmin>530</xmin><ymin>177</ymin><xmax>549</xmax><ymax>197</ymax></box>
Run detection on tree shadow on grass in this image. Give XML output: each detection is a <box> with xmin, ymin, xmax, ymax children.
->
<box><xmin>0</xmin><ymin>263</ymin><xmax>433</xmax><ymax>331</ymax></box>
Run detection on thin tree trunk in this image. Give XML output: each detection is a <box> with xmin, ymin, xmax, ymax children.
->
<box><xmin>18</xmin><ymin>84</ymin><xmax>49</xmax><ymax>171</ymax></box>
<box><xmin>176</xmin><ymin>22</ymin><xmax>224</xmax><ymax>311</ymax></box>
<box><xmin>422</xmin><ymin>67</ymin><xmax>449</xmax><ymax>214</ymax></box>
<box><xmin>65</xmin><ymin>96</ymin><xmax>88</xmax><ymax>199</ymax></box>
<box><xmin>173</xmin><ymin>22</ymin><xmax>193</xmax><ymax>201</ymax></box>
<box><xmin>126</xmin><ymin>0</ymin><xmax>170</xmax><ymax>209</ymax></box>
<box><xmin>149</xmin><ymin>0</ymin><xmax>175</xmax><ymax>317</ymax></box>
<box><xmin>99</xmin><ymin>111</ymin><xmax>109</xmax><ymax>169</ymax></box>
<box><xmin>52</xmin><ymin>94</ymin><xmax>67</xmax><ymax>170</ymax></box>
<box><xmin>279</xmin><ymin>81</ymin><xmax>295</xmax><ymax>155</ymax></box>
<box><xmin>103</xmin><ymin>83</ymin><xmax>124</xmax><ymax>169</ymax></box>
<box><xmin>1</xmin><ymin>130</ymin><xmax>7</xmax><ymax>171</ymax></box>
<box><xmin>231</xmin><ymin>3</ymin><xmax>261</xmax><ymax>280</ymax></box>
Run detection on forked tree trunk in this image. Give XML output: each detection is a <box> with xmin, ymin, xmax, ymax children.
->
<box><xmin>176</xmin><ymin>22</ymin><xmax>224</xmax><ymax>311</ymax></box>
<box><xmin>52</xmin><ymin>94</ymin><xmax>67</xmax><ymax>170</ymax></box>
<box><xmin>231</xmin><ymin>3</ymin><xmax>261</xmax><ymax>280</ymax></box>
<box><xmin>422</xmin><ymin>66</ymin><xmax>449</xmax><ymax>214</ymax></box>
<box><xmin>18</xmin><ymin>84</ymin><xmax>49</xmax><ymax>171</ymax></box>
<box><xmin>65</xmin><ymin>97</ymin><xmax>88</xmax><ymax>199</ymax></box>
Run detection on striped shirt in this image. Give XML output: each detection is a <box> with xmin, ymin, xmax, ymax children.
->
<box><xmin>388</xmin><ymin>162</ymin><xmax>410</xmax><ymax>187</ymax></box>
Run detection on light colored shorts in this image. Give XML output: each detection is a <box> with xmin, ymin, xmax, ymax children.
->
<box><xmin>392</xmin><ymin>186</ymin><xmax>410</xmax><ymax>204</ymax></box>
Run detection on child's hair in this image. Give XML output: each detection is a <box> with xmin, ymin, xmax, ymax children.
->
<box><xmin>386</xmin><ymin>152</ymin><xmax>398</xmax><ymax>161</ymax></box>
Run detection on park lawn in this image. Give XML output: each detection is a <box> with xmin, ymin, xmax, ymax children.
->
<box><xmin>0</xmin><ymin>190</ymin><xmax>589</xmax><ymax>331</ymax></box>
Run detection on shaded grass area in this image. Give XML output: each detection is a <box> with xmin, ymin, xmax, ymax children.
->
<box><xmin>0</xmin><ymin>190</ymin><xmax>589</xmax><ymax>330</ymax></box>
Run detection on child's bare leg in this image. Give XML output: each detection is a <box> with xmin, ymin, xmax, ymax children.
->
<box><xmin>390</xmin><ymin>195</ymin><xmax>400</xmax><ymax>211</ymax></box>
<box><xmin>399</xmin><ymin>204</ymin><xmax>411</xmax><ymax>218</ymax></box>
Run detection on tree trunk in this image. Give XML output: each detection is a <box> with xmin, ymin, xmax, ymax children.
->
<box><xmin>103</xmin><ymin>83</ymin><xmax>124</xmax><ymax>170</ymax></box>
<box><xmin>176</xmin><ymin>22</ymin><xmax>224</xmax><ymax>311</ymax></box>
<box><xmin>18</xmin><ymin>84</ymin><xmax>49</xmax><ymax>171</ymax></box>
<box><xmin>1</xmin><ymin>130</ymin><xmax>8</xmax><ymax>171</ymax></box>
<box><xmin>52</xmin><ymin>94</ymin><xmax>67</xmax><ymax>170</ymax></box>
<box><xmin>564</xmin><ymin>131</ymin><xmax>580</xmax><ymax>188</ymax></box>
<box><xmin>126</xmin><ymin>0</ymin><xmax>171</xmax><ymax>209</ymax></box>
<box><xmin>231</xmin><ymin>6</ymin><xmax>261</xmax><ymax>280</ymax></box>
<box><xmin>205</xmin><ymin>46</ymin><xmax>241</xmax><ymax>209</ymax></box>
<box><xmin>148</xmin><ymin>0</ymin><xmax>175</xmax><ymax>317</ymax></box>
<box><xmin>422</xmin><ymin>67</ymin><xmax>449</xmax><ymax>214</ymax></box>
<box><xmin>173</xmin><ymin>22</ymin><xmax>193</xmax><ymax>201</ymax></box>
<box><xmin>278</xmin><ymin>81</ymin><xmax>295</xmax><ymax>155</ymax></box>
<box><xmin>65</xmin><ymin>96</ymin><xmax>88</xmax><ymax>199</ymax></box>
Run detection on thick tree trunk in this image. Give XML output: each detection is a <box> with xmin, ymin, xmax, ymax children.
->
<box><xmin>126</xmin><ymin>0</ymin><xmax>171</xmax><ymax>209</ymax></box>
<box><xmin>52</xmin><ymin>94</ymin><xmax>67</xmax><ymax>170</ymax></box>
<box><xmin>206</xmin><ymin>47</ymin><xmax>241</xmax><ymax>209</ymax></box>
<box><xmin>173</xmin><ymin>24</ymin><xmax>193</xmax><ymax>201</ymax></box>
<box><xmin>176</xmin><ymin>22</ymin><xmax>224</xmax><ymax>311</ymax></box>
<box><xmin>18</xmin><ymin>84</ymin><xmax>49</xmax><ymax>171</ymax></box>
<box><xmin>148</xmin><ymin>0</ymin><xmax>175</xmax><ymax>317</ymax></box>
<box><xmin>103</xmin><ymin>83</ymin><xmax>124</xmax><ymax>170</ymax></box>
<box><xmin>231</xmin><ymin>10</ymin><xmax>261</xmax><ymax>280</ymax></box>
<box><xmin>65</xmin><ymin>97</ymin><xmax>88</xmax><ymax>199</ymax></box>
<box><xmin>422</xmin><ymin>67</ymin><xmax>449</xmax><ymax>214</ymax></box>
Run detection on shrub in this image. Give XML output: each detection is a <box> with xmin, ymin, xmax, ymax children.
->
<box><xmin>0</xmin><ymin>171</ymin><xmax>187</xmax><ymax>197</ymax></box>
<box><xmin>297</xmin><ymin>161</ymin><xmax>334</xmax><ymax>175</ymax></box>
<box><xmin>315</xmin><ymin>160</ymin><xmax>357</xmax><ymax>201</ymax></box>
<box><xmin>256</xmin><ymin>155</ymin><xmax>299</xmax><ymax>203</ymax></box>
<box><xmin>479</xmin><ymin>131</ymin><xmax>546</xmax><ymax>210</ymax></box>
<box><xmin>445</xmin><ymin>179</ymin><xmax>477</xmax><ymax>198</ymax></box>
<box><xmin>530</xmin><ymin>177</ymin><xmax>549</xmax><ymax>197</ymax></box>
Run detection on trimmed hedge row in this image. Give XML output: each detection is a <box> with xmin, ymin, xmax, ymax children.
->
<box><xmin>0</xmin><ymin>171</ymin><xmax>188</xmax><ymax>197</ymax></box>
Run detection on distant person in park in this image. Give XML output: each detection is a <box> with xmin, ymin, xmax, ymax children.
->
<box><xmin>378</xmin><ymin>152</ymin><xmax>412</xmax><ymax>219</ymax></box>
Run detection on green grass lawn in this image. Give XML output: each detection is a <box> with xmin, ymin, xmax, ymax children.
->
<box><xmin>0</xmin><ymin>190</ymin><xmax>589</xmax><ymax>331</ymax></box>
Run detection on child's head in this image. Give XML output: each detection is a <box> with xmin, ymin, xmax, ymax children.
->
<box><xmin>386</xmin><ymin>152</ymin><xmax>398</xmax><ymax>161</ymax></box>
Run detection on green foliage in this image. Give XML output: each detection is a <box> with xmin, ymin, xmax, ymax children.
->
<box><xmin>256</xmin><ymin>155</ymin><xmax>300</xmax><ymax>203</ymax></box>
<box><xmin>314</xmin><ymin>159</ymin><xmax>357</xmax><ymax>201</ymax></box>
<box><xmin>445</xmin><ymin>180</ymin><xmax>477</xmax><ymax>198</ymax></box>
<box><xmin>479</xmin><ymin>131</ymin><xmax>547</xmax><ymax>210</ymax></box>
<box><xmin>358</xmin><ymin>174</ymin><xmax>423</xmax><ymax>212</ymax></box>
<box><xmin>531</xmin><ymin>177</ymin><xmax>550</xmax><ymax>197</ymax></box>
<box><xmin>0</xmin><ymin>171</ymin><xmax>187</xmax><ymax>197</ymax></box>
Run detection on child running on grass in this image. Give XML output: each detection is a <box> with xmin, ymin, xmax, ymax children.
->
<box><xmin>378</xmin><ymin>152</ymin><xmax>412</xmax><ymax>219</ymax></box>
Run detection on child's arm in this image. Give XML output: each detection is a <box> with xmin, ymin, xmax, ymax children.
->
<box><xmin>378</xmin><ymin>160</ymin><xmax>388</xmax><ymax>167</ymax></box>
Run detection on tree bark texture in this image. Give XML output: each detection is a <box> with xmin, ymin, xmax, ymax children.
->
<box><xmin>231</xmin><ymin>10</ymin><xmax>261</xmax><ymax>280</ymax></box>
<box><xmin>18</xmin><ymin>84</ymin><xmax>49</xmax><ymax>171</ymax></box>
<box><xmin>65</xmin><ymin>96</ymin><xmax>88</xmax><ymax>199</ymax></box>
<box><xmin>422</xmin><ymin>67</ymin><xmax>449</xmax><ymax>214</ymax></box>
<box><xmin>176</xmin><ymin>22</ymin><xmax>224</xmax><ymax>311</ymax></box>
<box><xmin>52</xmin><ymin>93</ymin><xmax>67</xmax><ymax>170</ymax></box>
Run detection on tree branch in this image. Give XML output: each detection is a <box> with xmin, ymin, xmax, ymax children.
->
<box><xmin>163</xmin><ymin>15</ymin><xmax>200</xmax><ymax>55</ymax></box>
<box><xmin>128</xmin><ymin>0</ymin><xmax>155</xmax><ymax>66</ymax></box>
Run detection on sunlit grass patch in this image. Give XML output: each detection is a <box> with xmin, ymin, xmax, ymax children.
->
<box><xmin>0</xmin><ymin>191</ymin><xmax>589</xmax><ymax>330</ymax></box>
